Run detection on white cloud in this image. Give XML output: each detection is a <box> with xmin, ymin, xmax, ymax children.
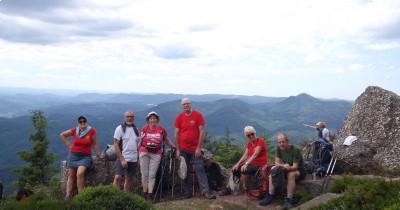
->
<box><xmin>348</xmin><ymin>63</ymin><xmax>364</xmax><ymax>72</ymax></box>
<box><xmin>305</xmin><ymin>53</ymin><xmax>324</xmax><ymax>65</ymax></box>
<box><xmin>0</xmin><ymin>0</ymin><xmax>399</xmax><ymax>100</ymax></box>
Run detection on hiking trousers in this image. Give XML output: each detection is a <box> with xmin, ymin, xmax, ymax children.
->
<box><xmin>180</xmin><ymin>149</ymin><xmax>210</xmax><ymax>195</ymax></box>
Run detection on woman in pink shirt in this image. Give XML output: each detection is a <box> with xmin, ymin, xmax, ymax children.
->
<box><xmin>139</xmin><ymin>111</ymin><xmax>176</xmax><ymax>201</ymax></box>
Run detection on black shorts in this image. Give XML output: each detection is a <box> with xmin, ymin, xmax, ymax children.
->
<box><xmin>115</xmin><ymin>160</ymin><xmax>137</xmax><ymax>177</ymax></box>
<box><xmin>241</xmin><ymin>164</ymin><xmax>260</xmax><ymax>175</ymax></box>
<box><xmin>297</xmin><ymin>168</ymin><xmax>307</xmax><ymax>182</ymax></box>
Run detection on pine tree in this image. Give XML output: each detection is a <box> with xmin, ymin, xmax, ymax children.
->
<box><xmin>260</xmin><ymin>129</ymin><xmax>275</xmax><ymax>162</ymax></box>
<box><xmin>14</xmin><ymin>110</ymin><xmax>57</xmax><ymax>188</ymax></box>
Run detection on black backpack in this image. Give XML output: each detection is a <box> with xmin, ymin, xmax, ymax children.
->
<box><xmin>304</xmin><ymin>140</ymin><xmax>333</xmax><ymax>177</ymax></box>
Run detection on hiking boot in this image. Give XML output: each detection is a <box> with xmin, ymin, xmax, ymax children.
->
<box><xmin>203</xmin><ymin>191</ymin><xmax>216</xmax><ymax>199</ymax></box>
<box><xmin>64</xmin><ymin>195</ymin><xmax>72</xmax><ymax>201</ymax></box>
<box><xmin>147</xmin><ymin>193</ymin><xmax>154</xmax><ymax>202</ymax></box>
<box><xmin>259</xmin><ymin>193</ymin><xmax>274</xmax><ymax>206</ymax></box>
<box><xmin>218</xmin><ymin>187</ymin><xmax>231</xmax><ymax>196</ymax></box>
<box><xmin>282</xmin><ymin>197</ymin><xmax>295</xmax><ymax>210</ymax></box>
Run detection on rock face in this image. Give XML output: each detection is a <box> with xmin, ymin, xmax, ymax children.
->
<box><xmin>334</xmin><ymin>86</ymin><xmax>400</xmax><ymax>173</ymax></box>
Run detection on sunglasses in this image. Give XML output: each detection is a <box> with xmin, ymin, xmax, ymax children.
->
<box><xmin>79</xmin><ymin>120</ymin><xmax>87</xmax><ymax>124</ymax></box>
<box><xmin>125</xmin><ymin>115</ymin><xmax>134</xmax><ymax>118</ymax></box>
<box><xmin>247</xmin><ymin>133</ymin><xmax>255</xmax><ymax>138</ymax></box>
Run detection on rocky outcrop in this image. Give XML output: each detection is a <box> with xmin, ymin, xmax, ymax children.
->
<box><xmin>334</xmin><ymin>86</ymin><xmax>400</xmax><ymax>174</ymax></box>
<box><xmin>60</xmin><ymin>148</ymin><xmax>227</xmax><ymax>198</ymax></box>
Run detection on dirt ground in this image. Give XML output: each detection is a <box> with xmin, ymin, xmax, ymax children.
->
<box><xmin>154</xmin><ymin>194</ymin><xmax>284</xmax><ymax>210</ymax></box>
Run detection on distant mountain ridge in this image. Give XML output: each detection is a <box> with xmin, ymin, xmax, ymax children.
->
<box><xmin>0</xmin><ymin>90</ymin><xmax>352</xmax><ymax>194</ymax></box>
<box><xmin>0</xmin><ymin>91</ymin><xmax>286</xmax><ymax>118</ymax></box>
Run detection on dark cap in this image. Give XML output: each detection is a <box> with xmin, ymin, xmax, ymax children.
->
<box><xmin>78</xmin><ymin>116</ymin><xmax>87</xmax><ymax>122</ymax></box>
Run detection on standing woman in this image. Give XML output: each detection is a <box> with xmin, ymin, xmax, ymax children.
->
<box><xmin>139</xmin><ymin>111</ymin><xmax>176</xmax><ymax>200</ymax></box>
<box><xmin>232</xmin><ymin>125</ymin><xmax>268</xmax><ymax>192</ymax></box>
<box><xmin>60</xmin><ymin>116</ymin><xmax>101</xmax><ymax>199</ymax></box>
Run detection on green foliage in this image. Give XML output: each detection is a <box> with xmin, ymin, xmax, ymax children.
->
<box><xmin>14</xmin><ymin>110</ymin><xmax>57</xmax><ymax>188</ymax></box>
<box><xmin>72</xmin><ymin>185</ymin><xmax>153</xmax><ymax>210</ymax></box>
<box><xmin>294</xmin><ymin>186</ymin><xmax>313</xmax><ymax>205</ymax></box>
<box><xmin>207</xmin><ymin>128</ymin><xmax>243</xmax><ymax>168</ymax></box>
<box><xmin>311</xmin><ymin>175</ymin><xmax>400</xmax><ymax>210</ymax></box>
<box><xmin>213</xmin><ymin>143</ymin><xmax>243</xmax><ymax>168</ymax></box>
<box><xmin>0</xmin><ymin>190</ymin><xmax>70</xmax><ymax>210</ymax></box>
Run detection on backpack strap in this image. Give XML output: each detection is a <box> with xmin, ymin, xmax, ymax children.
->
<box><xmin>121</xmin><ymin>123</ymin><xmax>139</xmax><ymax>136</ymax></box>
<box><xmin>119</xmin><ymin>123</ymin><xmax>140</xmax><ymax>151</ymax></box>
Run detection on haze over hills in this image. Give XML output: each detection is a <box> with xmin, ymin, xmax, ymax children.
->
<box><xmin>0</xmin><ymin>88</ymin><xmax>353</xmax><ymax>194</ymax></box>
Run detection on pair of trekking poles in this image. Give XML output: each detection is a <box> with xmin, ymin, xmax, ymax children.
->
<box><xmin>322</xmin><ymin>151</ymin><xmax>337</xmax><ymax>191</ymax></box>
<box><xmin>153</xmin><ymin>148</ymin><xmax>178</xmax><ymax>202</ymax></box>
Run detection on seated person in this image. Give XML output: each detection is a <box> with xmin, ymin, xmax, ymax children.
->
<box><xmin>259</xmin><ymin>132</ymin><xmax>306</xmax><ymax>209</ymax></box>
<box><xmin>220</xmin><ymin>125</ymin><xmax>268</xmax><ymax>195</ymax></box>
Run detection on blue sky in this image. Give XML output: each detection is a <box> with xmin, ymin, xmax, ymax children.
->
<box><xmin>0</xmin><ymin>0</ymin><xmax>399</xmax><ymax>100</ymax></box>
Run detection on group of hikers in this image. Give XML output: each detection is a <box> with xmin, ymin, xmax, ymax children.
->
<box><xmin>60</xmin><ymin>97</ymin><xmax>333</xmax><ymax>209</ymax></box>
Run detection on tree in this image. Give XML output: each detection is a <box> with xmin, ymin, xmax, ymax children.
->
<box><xmin>260</xmin><ymin>129</ymin><xmax>275</xmax><ymax>163</ymax></box>
<box><xmin>220</xmin><ymin>127</ymin><xmax>236</xmax><ymax>146</ymax></box>
<box><xmin>213</xmin><ymin>129</ymin><xmax>243</xmax><ymax>168</ymax></box>
<box><xmin>14</xmin><ymin>110</ymin><xmax>57</xmax><ymax>188</ymax></box>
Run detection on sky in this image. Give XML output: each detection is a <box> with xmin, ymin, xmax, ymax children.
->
<box><xmin>0</xmin><ymin>0</ymin><xmax>399</xmax><ymax>100</ymax></box>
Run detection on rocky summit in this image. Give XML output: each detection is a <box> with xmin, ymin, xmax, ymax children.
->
<box><xmin>334</xmin><ymin>86</ymin><xmax>400</xmax><ymax>174</ymax></box>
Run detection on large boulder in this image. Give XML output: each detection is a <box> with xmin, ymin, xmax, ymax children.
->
<box><xmin>334</xmin><ymin>86</ymin><xmax>400</xmax><ymax>174</ymax></box>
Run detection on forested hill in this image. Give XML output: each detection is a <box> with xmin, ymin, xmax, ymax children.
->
<box><xmin>0</xmin><ymin>91</ymin><xmax>352</xmax><ymax>194</ymax></box>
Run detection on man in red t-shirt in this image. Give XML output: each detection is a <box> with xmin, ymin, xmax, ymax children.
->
<box><xmin>174</xmin><ymin>98</ymin><xmax>216</xmax><ymax>199</ymax></box>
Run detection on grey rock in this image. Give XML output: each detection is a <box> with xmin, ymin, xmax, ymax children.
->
<box><xmin>293</xmin><ymin>193</ymin><xmax>343</xmax><ymax>210</ymax></box>
<box><xmin>334</xmin><ymin>86</ymin><xmax>400</xmax><ymax>174</ymax></box>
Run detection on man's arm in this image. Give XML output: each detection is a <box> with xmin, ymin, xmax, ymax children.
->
<box><xmin>174</xmin><ymin>128</ymin><xmax>180</xmax><ymax>159</ymax></box>
<box><xmin>195</xmin><ymin>125</ymin><xmax>204</xmax><ymax>158</ymax></box>
<box><xmin>197</xmin><ymin>125</ymin><xmax>205</xmax><ymax>149</ymax></box>
<box><xmin>275</xmin><ymin>156</ymin><xmax>283</xmax><ymax>166</ymax></box>
<box><xmin>114</xmin><ymin>138</ymin><xmax>123</xmax><ymax>160</ymax></box>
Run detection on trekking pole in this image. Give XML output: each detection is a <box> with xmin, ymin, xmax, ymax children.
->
<box><xmin>171</xmin><ymin>149</ymin><xmax>176</xmax><ymax>198</ymax></box>
<box><xmin>325</xmin><ymin>152</ymin><xmax>335</xmax><ymax>176</ymax></box>
<box><xmin>154</xmin><ymin>157</ymin><xmax>164</xmax><ymax>202</ymax></box>
<box><xmin>192</xmin><ymin>163</ymin><xmax>195</xmax><ymax>197</ymax></box>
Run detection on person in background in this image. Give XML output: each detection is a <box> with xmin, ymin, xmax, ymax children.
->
<box><xmin>16</xmin><ymin>188</ymin><xmax>33</xmax><ymax>202</ymax></box>
<box><xmin>304</xmin><ymin>121</ymin><xmax>333</xmax><ymax>151</ymax></box>
<box><xmin>259</xmin><ymin>132</ymin><xmax>306</xmax><ymax>209</ymax></box>
<box><xmin>304</xmin><ymin>121</ymin><xmax>331</xmax><ymax>142</ymax></box>
<box><xmin>174</xmin><ymin>98</ymin><xmax>216</xmax><ymax>199</ymax></box>
<box><xmin>230</xmin><ymin>125</ymin><xmax>268</xmax><ymax>193</ymax></box>
<box><xmin>60</xmin><ymin>116</ymin><xmax>100</xmax><ymax>199</ymax></box>
<box><xmin>113</xmin><ymin>111</ymin><xmax>139</xmax><ymax>192</ymax></box>
<box><xmin>139</xmin><ymin>111</ymin><xmax>176</xmax><ymax>201</ymax></box>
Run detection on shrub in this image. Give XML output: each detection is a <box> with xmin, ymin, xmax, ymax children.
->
<box><xmin>72</xmin><ymin>185</ymin><xmax>153</xmax><ymax>210</ymax></box>
<box><xmin>294</xmin><ymin>186</ymin><xmax>312</xmax><ymax>205</ymax></box>
<box><xmin>311</xmin><ymin>175</ymin><xmax>400</xmax><ymax>210</ymax></box>
<box><xmin>0</xmin><ymin>191</ymin><xmax>70</xmax><ymax>210</ymax></box>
